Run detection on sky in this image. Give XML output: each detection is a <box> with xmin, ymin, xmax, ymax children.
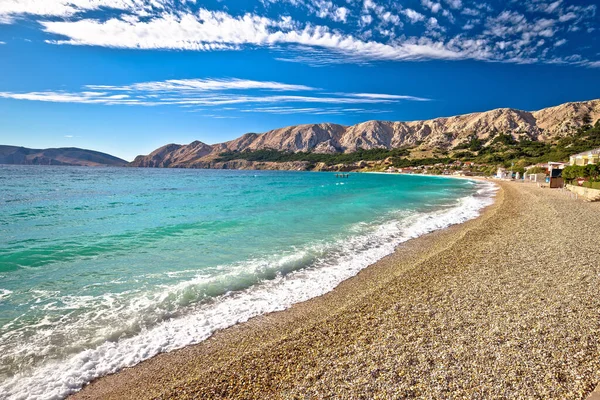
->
<box><xmin>0</xmin><ymin>0</ymin><xmax>599</xmax><ymax>161</ymax></box>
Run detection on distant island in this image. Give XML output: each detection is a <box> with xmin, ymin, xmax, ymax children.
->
<box><xmin>131</xmin><ymin>99</ymin><xmax>600</xmax><ymax>172</ymax></box>
<box><xmin>0</xmin><ymin>146</ymin><xmax>128</xmax><ymax>167</ymax></box>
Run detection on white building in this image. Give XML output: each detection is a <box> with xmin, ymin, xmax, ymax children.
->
<box><xmin>496</xmin><ymin>168</ymin><xmax>511</xmax><ymax>179</ymax></box>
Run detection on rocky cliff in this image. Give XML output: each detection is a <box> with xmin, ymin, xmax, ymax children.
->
<box><xmin>130</xmin><ymin>99</ymin><xmax>600</xmax><ymax>168</ymax></box>
<box><xmin>0</xmin><ymin>146</ymin><xmax>128</xmax><ymax>166</ymax></box>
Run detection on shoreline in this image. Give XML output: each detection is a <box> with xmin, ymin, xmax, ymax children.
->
<box><xmin>2</xmin><ymin>171</ymin><xmax>493</xmax><ymax>400</ymax></box>
<box><xmin>70</xmin><ymin>181</ymin><xmax>500</xmax><ymax>399</ymax></box>
<box><xmin>72</xmin><ymin>181</ymin><xmax>600</xmax><ymax>399</ymax></box>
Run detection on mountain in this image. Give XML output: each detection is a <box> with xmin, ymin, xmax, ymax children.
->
<box><xmin>131</xmin><ymin>99</ymin><xmax>600</xmax><ymax>169</ymax></box>
<box><xmin>0</xmin><ymin>146</ymin><xmax>128</xmax><ymax>167</ymax></box>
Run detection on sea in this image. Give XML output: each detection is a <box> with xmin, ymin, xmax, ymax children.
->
<box><xmin>0</xmin><ymin>166</ymin><xmax>496</xmax><ymax>399</ymax></box>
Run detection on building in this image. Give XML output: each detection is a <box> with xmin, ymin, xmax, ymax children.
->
<box><xmin>526</xmin><ymin>173</ymin><xmax>547</xmax><ymax>183</ymax></box>
<box><xmin>548</xmin><ymin>161</ymin><xmax>567</xmax><ymax>170</ymax></box>
<box><xmin>547</xmin><ymin>162</ymin><xmax>566</xmax><ymax>188</ymax></box>
<box><xmin>525</xmin><ymin>163</ymin><xmax>549</xmax><ymax>172</ymax></box>
<box><xmin>496</xmin><ymin>167</ymin><xmax>511</xmax><ymax>179</ymax></box>
<box><xmin>569</xmin><ymin>148</ymin><xmax>600</xmax><ymax>166</ymax></box>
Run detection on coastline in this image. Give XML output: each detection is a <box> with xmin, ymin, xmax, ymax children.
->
<box><xmin>72</xmin><ymin>181</ymin><xmax>600</xmax><ymax>399</ymax></box>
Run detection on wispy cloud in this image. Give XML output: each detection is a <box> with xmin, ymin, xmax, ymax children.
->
<box><xmin>240</xmin><ymin>106</ymin><xmax>392</xmax><ymax>115</ymax></box>
<box><xmin>0</xmin><ymin>90</ymin><xmax>156</xmax><ymax>105</ymax></box>
<box><xmin>0</xmin><ymin>77</ymin><xmax>427</xmax><ymax>115</ymax></box>
<box><xmin>346</xmin><ymin>93</ymin><xmax>431</xmax><ymax>101</ymax></box>
<box><xmin>1</xmin><ymin>1</ymin><xmax>599</xmax><ymax>67</ymax></box>
<box><xmin>402</xmin><ymin>9</ymin><xmax>426</xmax><ymax>24</ymax></box>
<box><xmin>39</xmin><ymin>10</ymin><xmax>471</xmax><ymax>61</ymax></box>
<box><xmin>0</xmin><ymin>0</ymin><xmax>174</xmax><ymax>22</ymax></box>
<box><xmin>86</xmin><ymin>78</ymin><xmax>317</xmax><ymax>92</ymax></box>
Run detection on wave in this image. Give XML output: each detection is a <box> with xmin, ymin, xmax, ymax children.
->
<box><xmin>0</xmin><ymin>181</ymin><xmax>497</xmax><ymax>400</ymax></box>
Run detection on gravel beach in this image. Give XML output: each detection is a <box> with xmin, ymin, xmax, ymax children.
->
<box><xmin>71</xmin><ymin>181</ymin><xmax>600</xmax><ymax>399</ymax></box>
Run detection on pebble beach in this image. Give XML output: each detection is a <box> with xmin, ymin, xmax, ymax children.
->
<box><xmin>71</xmin><ymin>180</ymin><xmax>600</xmax><ymax>399</ymax></box>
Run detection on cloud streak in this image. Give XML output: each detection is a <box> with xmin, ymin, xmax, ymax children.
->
<box><xmin>86</xmin><ymin>78</ymin><xmax>318</xmax><ymax>92</ymax></box>
<box><xmin>0</xmin><ymin>0</ymin><xmax>174</xmax><ymax>21</ymax></box>
<box><xmin>0</xmin><ymin>77</ymin><xmax>427</xmax><ymax>116</ymax></box>
<box><xmin>39</xmin><ymin>10</ymin><xmax>472</xmax><ymax>62</ymax></box>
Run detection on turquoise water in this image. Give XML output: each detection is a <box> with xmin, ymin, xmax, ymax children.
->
<box><xmin>0</xmin><ymin>166</ymin><xmax>495</xmax><ymax>399</ymax></box>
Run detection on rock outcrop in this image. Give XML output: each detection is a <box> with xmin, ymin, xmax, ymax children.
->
<box><xmin>130</xmin><ymin>99</ymin><xmax>600</xmax><ymax>169</ymax></box>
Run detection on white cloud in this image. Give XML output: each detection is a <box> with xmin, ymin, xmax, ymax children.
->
<box><xmin>334</xmin><ymin>7</ymin><xmax>349</xmax><ymax>22</ymax></box>
<box><xmin>310</xmin><ymin>0</ymin><xmax>349</xmax><ymax>23</ymax></box>
<box><xmin>359</xmin><ymin>14</ymin><xmax>372</xmax><ymax>26</ymax></box>
<box><xmin>554</xmin><ymin>38</ymin><xmax>567</xmax><ymax>46</ymax></box>
<box><xmin>86</xmin><ymin>78</ymin><xmax>317</xmax><ymax>92</ymax></box>
<box><xmin>0</xmin><ymin>0</ymin><xmax>173</xmax><ymax>22</ymax></box>
<box><xmin>41</xmin><ymin>9</ymin><xmax>476</xmax><ymax>62</ymax></box>
<box><xmin>0</xmin><ymin>78</ymin><xmax>430</xmax><ymax>113</ymax></box>
<box><xmin>401</xmin><ymin>9</ymin><xmax>425</xmax><ymax>23</ymax></box>
<box><xmin>558</xmin><ymin>12</ymin><xmax>576</xmax><ymax>22</ymax></box>
<box><xmin>165</xmin><ymin>94</ymin><xmax>407</xmax><ymax>106</ymax></box>
<box><xmin>426</xmin><ymin>17</ymin><xmax>440</xmax><ymax>30</ymax></box>
<box><xmin>526</xmin><ymin>0</ymin><xmax>563</xmax><ymax>14</ymax></box>
<box><xmin>461</xmin><ymin>8</ymin><xmax>479</xmax><ymax>16</ymax></box>
<box><xmin>346</xmin><ymin>93</ymin><xmax>430</xmax><ymax>101</ymax></box>
<box><xmin>42</xmin><ymin>10</ymin><xmax>278</xmax><ymax>51</ymax></box>
<box><xmin>444</xmin><ymin>0</ymin><xmax>461</xmax><ymax>10</ymax></box>
<box><xmin>484</xmin><ymin>11</ymin><xmax>556</xmax><ymax>40</ymax></box>
<box><xmin>0</xmin><ymin>90</ymin><xmax>156</xmax><ymax>105</ymax></box>
<box><xmin>241</xmin><ymin>106</ymin><xmax>328</xmax><ymax>113</ymax></box>
<box><xmin>421</xmin><ymin>0</ymin><xmax>442</xmax><ymax>14</ymax></box>
<box><xmin>239</xmin><ymin>106</ymin><xmax>387</xmax><ymax>115</ymax></box>
<box><xmin>2</xmin><ymin>0</ymin><xmax>596</xmax><ymax>69</ymax></box>
<box><xmin>380</xmin><ymin>11</ymin><xmax>400</xmax><ymax>25</ymax></box>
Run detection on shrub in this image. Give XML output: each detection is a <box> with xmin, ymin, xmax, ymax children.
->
<box><xmin>526</xmin><ymin>166</ymin><xmax>547</xmax><ymax>174</ymax></box>
<box><xmin>583</xmin><ymin>181</ymin><xmax>600</xmax><ymax>189</ymax></box>
<box><xmin>562</xmin><ymin>165</ymin><xmax>586</xmax><ymax>181</ymax></box>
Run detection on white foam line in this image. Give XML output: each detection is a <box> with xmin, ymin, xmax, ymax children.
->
<box><xmin>0</xmin><ymin>182</ymin><xmax>497</xmax><ymax>400</ymax></box>
<box><xmin>0</xmin><ymin>289</ymin><xmax>13</xmax><ymax>301</ymax></box>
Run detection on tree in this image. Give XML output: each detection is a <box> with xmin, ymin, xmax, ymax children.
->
<box><xmin>585</xmin><ymin>163</ymin><xmax>599</xmax><ymax>180</ymax></box>
<box><xmin>562</xmin><ymin>165</ymin><xmax>586</xmax><ymax>181</ymax></box>
<box><xmin>526</xmin><ymin>166</ymin><xmax>547</xmax><ymax>174</ymax></box>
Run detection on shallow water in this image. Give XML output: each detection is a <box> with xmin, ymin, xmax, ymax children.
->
<box><xmin>0</xmin><ymin>166</ymin><xmax>495</xmax><ymax>399</ymax></box>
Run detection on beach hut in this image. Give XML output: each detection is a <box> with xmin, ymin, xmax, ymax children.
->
<box><xmin>547</xmin><ymin>162</ymin><xmax>566</xmax><ymax>188</ymax></box>
<box><xmin>526</xmin><ymin>173</ymin><xmax>547</xmax><ymax>183</ymax></box>
<box><xmin>496</xmin><ymin>167</ymin><xmax>510</xmax><ymax>179</ymax></box>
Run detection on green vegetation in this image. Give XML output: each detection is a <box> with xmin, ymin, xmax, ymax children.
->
<box><xmin>391</xmin><ymin>157</ymin><xmax>452</xmax><ymax>168</ymax></box>
<box><xmin>454</xmin><ymin>136</ymin><xmax>483</xmax><ymax>151</ymax></box>
<box><xmin>215</xmin><ymin>120</ymin><xmax>600</xmax><ymax>172</ymax></box>
<box><xmin>583</xmin><ymin>181</ymin><xmax>600</xmax><ymax>189</ymax></box>
<box><xmin>457</xmin><ymin>120</ymin><xmax>600</xmax><ymax>167</ymax></box>
<box><xmin>563</xmin><ymin>164</ymin><xmax>600</xmax><ymax>183</ymax></box>
<box><xmin>526</xmin><ymin>166</ymin><xmax>547</xmax><ymax>174</ymax></box>
<box><xmin>215</xmin><ymin>147</ymin><xmax>410</xmax><ymax>165</ymax></box>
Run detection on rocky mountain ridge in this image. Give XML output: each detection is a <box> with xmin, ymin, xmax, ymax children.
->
<box><xmin>131</xmin><ymin>99</ymin><xmax>600</xmax><ymax>168</ymax></box>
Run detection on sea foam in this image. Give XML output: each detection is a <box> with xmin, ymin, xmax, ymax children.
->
<box><xmin>1</xmin><ymin>180</ymin><xmax>497</xmax><ymax>400</ymax></box>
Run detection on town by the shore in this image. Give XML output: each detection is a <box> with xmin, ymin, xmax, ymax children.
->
<box><xmin>71</xmin><ymin>180</ymin><xmax>600</xmax><ymax>400</ymax></box>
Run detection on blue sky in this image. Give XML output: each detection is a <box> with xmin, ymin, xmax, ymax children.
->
<box><xmin>0</xmin><ymin>0</ymin><xmax>599</xmax><ymax>161</ymax></box>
